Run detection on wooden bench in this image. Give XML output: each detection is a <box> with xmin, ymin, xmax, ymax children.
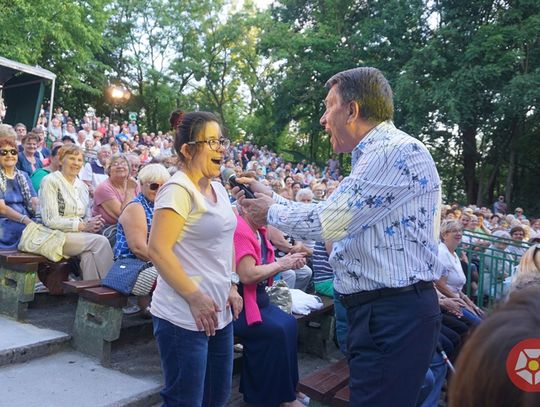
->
<box><xmin>298</xmin><ymin>358</ymin><xmax>350</xmax><ymax>406</ymax></box>
<box><xmin>0</xmin><ymin>250</ymin><xmax>47</xmax><ymax>319</ymax></box>
<box><xmin>295</xmin><ymin>296</ymin><xmax>335</xmax><ymax>358</ymax></box>
<box><xmin>63</xmin><ymin>280</ymin><xmax>128</xmax><ymax>366</ymax></box>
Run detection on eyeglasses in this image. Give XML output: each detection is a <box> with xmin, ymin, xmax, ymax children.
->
<box><xmin>187</xmin><ymin>138</ymin><xmax>230</xmax><ymax>151</ymax></box>
<box><xmin>0</xmin><ymin>149</ymin><xmax>18</xmax><ymax>156</ymax></box>
<box><xmin>149</xmin><ymin>183</ymin><xmax>162</xmax><ymax>191</ymax></box>
<box><xmin>111</xmin><ymin>161</ymin><xmax>128</xmax><ymax>167</ymax></box>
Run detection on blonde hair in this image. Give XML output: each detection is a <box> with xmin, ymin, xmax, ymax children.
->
<box><xmin>510</xmin><ymin>245</ymin><xmax>540</xmax><ymax>293</ymax></box>
<box><xmin>58</xmin><ymin>145</ymin><xmax>84</xmax><ymax>162</ymax></box>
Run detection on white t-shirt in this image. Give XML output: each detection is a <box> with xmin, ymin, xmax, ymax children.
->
<box><xmin>437</xmin><ymin>242</ymin><xmax>466</xmax><ymax>295</ymax></box>
<box><xmin>150</xmin><ymin>171</ymin><xmax>237</xmax><ymax>331</ymax></box>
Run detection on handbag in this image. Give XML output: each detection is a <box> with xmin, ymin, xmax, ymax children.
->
<box><xmin>18</xmin><ymin>222</ymin><xmax>66</xmax><ymax>262</ymax></box>
<box><xmin>101</xmin><ymin>257</ymin><xmax>150</xmax><ymax>295</ymax></box>
<box><xmin>132</xmin><ymin>265</ymin><xmax>158</xmax><ymax>296</ymax></box>
<box><xmin>266</xmin><ymin>280</ymin><xmax>293</xmax><ymax>314</ymax></box>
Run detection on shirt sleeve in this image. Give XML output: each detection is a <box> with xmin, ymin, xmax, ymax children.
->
<box><xmin>268</xmin><ymin>141</ymin><xmax>438</xmax><ymax>242</ymax></box>
<box><xmin>92</xmin><ymin>182</ymin><xmax>117</xmax><ymax>207</ymax></box>
<box><xmin>80</xmin><ymin>163</ymin><xmax>92</xmax><ymax>182</ymax></box>
<box><xmin>154</xmin><ymin>183</ymin><xmax>191</xmax><ymax>220</ymax></box>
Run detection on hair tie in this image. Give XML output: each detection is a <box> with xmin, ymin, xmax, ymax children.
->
<box><xmin>172</xmin><ymin>112</ymin><xmax>184</xmax><ymax>129</ymax></box>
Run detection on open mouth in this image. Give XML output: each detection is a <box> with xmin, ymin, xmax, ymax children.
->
<box><xmin>211</xmin><ymin>158</ymin><xmax>222</xmax><ymax>165</ymax></box>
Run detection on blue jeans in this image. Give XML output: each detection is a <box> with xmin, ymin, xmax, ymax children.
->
<box><xmin>153</xmin><ymin>316</ymin><xmax>233</xmax><ymax>407</ymax></box>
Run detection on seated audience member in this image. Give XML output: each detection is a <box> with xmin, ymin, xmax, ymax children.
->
<box><xmin>506</xmin><ymin>226</ymin><xmax>528</xmax><ymax>259</ymax></box>
<box><xmin>0</xmin><ymin>125</ymin><xmax>37</xmax><ymax>249</ymax></box>
<box><xmin>92</xmin><ymin>154</ymin><xmax>138</xmax><ymax>226</ymax></box>
<box><xmin>61</xmin><ymin>135</ymin><xmax>75</xmax><ymax>144</ymax></box>
<box><xmin>437</xmin><ymin>220</ymin><xmax>483</xmax><ymax>325</ymax></box>
<box><xmin>448</xmin><ymin>287</ymin><xmax>540</xmax><ymax>407</ymax></box>
<box><xmin>83</xmin><ymin>139</ymin><xmax>98</xmax><ymax>163</ymax></box>
<box><xmin>39</xmin><ymin>145</ymin><xmax>113</xmax><ymax>280</ymax></box>
<box><xmin>311</xmin><ymin>182</ymin><xmax>326</xmax><ymax>203</ymax></box>
<box><xmin>482</xmin><ymin>230</ymin><xmax>515</xmax><ymax>300</ymax></box>
<box><xmin>233</xmin><ymin>204</ymin><xmax>306</xmax><ymax>407</ymax></box>
<box><xmin>14</xmin><ymin>123</ymin><xmax>27</xmax><ymax>147</ymax></box>
<box><xmin>80</xmin><ymin>144</ymin><xmax>111</xmax><ymax>193</ymax></box>
<box><xmin>63</xmin><ymin>121</ymin><xmax>78</xmax><ymax>141</ymax></box>
<box><xmin>31</xmin><ymin>143</ymin><xmax>63</xmax><ymax>192</ymax></box>
<box><xmin>33</xmin><ymin>127</ymin><xmax>51</xmax><ymax>165</ymax></box>
<box><xmin>17</xmin><ymin>133</ymin><xmax>43</xmax><ymax>176</ymax></box>
<box><xmin>110</xmin><ymin>164</ymin><xmax>170</xmax><ymax>312</ymax></box>
<box><xmin>126</xmin><ymin>152</ymin><xmax>141</xmax><ymax>178</ymax></box>
<box><xmin>267</xmin><ymin>224</ymin><xmax>313</xmax><ymax>291</ymax></box>
<box><xmin>509</xmin><ymin>244</ymin><xmax>540</xmax><ymax>294</ymax></box>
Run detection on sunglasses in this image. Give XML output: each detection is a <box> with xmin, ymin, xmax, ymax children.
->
<box><xmin>0</xmin><ymin>149</ymin><xmax>18</xmax><ymax>156</ymax></box>
<box><xmin>149</xmin><ymin>183</ymin><xmax>162</xmax><ymax>191</ymax></box>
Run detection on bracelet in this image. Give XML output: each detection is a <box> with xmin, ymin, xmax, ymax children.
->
<box><xmin>19</xmin><ymin>215</ymin><xmax>28</xmax><ymax>224</ymax></box>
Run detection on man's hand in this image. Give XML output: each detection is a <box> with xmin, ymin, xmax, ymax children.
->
<box><xmin>233</xmin><ymin>177</ymin><xmax>273</xmax><ymax>197</ymax></box>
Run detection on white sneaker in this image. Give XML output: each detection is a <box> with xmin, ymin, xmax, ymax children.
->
<box><xmin>122</xmin><ymin>304</ymin><xmax>141</xmax><ymax>315</ymax></box>
<box><xmin>34</xmin><ymin>282</ymin><xmax>49</xmax><ymax>294</ymax></box>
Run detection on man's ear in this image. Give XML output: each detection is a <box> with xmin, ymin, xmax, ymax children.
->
<box><xmin>347</xmin><ymin>100</ymin><xmax>360</xmax><ymax>123</ymax></box>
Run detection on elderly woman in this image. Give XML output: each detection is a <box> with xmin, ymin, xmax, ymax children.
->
<box><xmin>16</xmin><ymin>133</ymin><xmax>43</xmax><ymax>176</ymax></box>
<box><xmin>233</xmin><ymin>203</ymin><xmax>306</xmax><ymax>407</ymax></box>
<box><xmin>437</xmin><ymin>220</ymin><xmax>483</xmax><ymax>325</ymax></box>
<box><xmin>39</xmin><ymin>145</ymin><xmax>113</xmax><ymax>280</ymax></box>
<box><xmin>92</xmin><ymin>154</ymin><xmax>138</xmax><ymax>225</ymax></box>
<box><xmin>0</xmin><ymin>125</ymin><xmax>37</xmax><ymax>249</ymax></box>
<box><xmin>107</xmin><ymin>164</ymin><xmax>170</xmax><ymax>311</ymax></box>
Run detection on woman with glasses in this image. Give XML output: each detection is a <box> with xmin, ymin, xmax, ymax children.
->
<box><xmin>92</xmin><ymin>154</ymin><xmax>139</xmax><ymax>226</ymax></box>
<box><xmin>107</xmin><ymin>164</ymin><xmax>171</xmax><ymax>314</ymax></box>
<box><xmin>148</xmin><ymin>110</ymin><xmax>241</xmax><ymax>407</ymax></box>
<box><xmin>0</xmin><ymin>125</ymin><xmax>38</xmax><ymax>249</ymax></box>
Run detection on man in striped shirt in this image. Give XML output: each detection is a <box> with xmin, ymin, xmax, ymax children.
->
<box><xmin>235</xmin><ymin>67</ymin><xmax>443</xmax><ymax>406</ymax></box>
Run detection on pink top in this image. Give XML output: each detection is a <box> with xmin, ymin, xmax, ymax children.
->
<box><xmin>92</xmin><ymin>178</ymin><xmax>139</xmax><ymax>224</ymax></box>
<box><xmin>234</xmin><ymin>215</ymin><xmax>275</xmax><ymax>326</ymax></box>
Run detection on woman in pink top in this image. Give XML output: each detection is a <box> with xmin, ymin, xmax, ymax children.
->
<box><xmin>92</xmin><ymin>154</ymin><xmax>138</xmax><ymax>225</ymax></box>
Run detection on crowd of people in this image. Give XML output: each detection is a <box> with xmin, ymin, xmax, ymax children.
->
<box><xmin>1</xmin><ymin>66</ymin><xmax>539</xmax><ymax>407</ymax></box>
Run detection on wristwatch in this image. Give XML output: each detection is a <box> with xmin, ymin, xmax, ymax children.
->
<box><xmin>231</xmin><ymin>272</ymin><xmax>240</xmax><ymax>285</ymax></box>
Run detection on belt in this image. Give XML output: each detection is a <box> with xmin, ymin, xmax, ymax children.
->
<box><xmin>337</xmin><ymin>281</ymin><xmax>434</xmax><ymax>309</ymax></box>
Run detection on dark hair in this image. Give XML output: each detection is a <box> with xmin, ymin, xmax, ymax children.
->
<box><xmin>170</xmin><ymin>110</ymin><xmax>220</xmax><ymax>165</ymax></box>
<box><xmin>510</xmin><ymin>226</ymin><xmax>525</xmax><ymax>236</ymax></box>
<box><xmin>448</xmin><ymin>287</ymin><xmax>540</xmax><ymax>407</ymax></box>
<box><xmin>51</xmin><ymin>145</ymin><xmax>63</xmax><ymax>157</ymax></box>
<box><xmin>325</xmin><ymin>67</ymin><xmax>394</xmax><ymax>122</ymax></box>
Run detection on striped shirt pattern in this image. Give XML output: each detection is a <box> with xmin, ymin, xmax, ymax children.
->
<box><xmin>312</xmin><ymin>241</ymin><xmax>334</xmax><ymax>284</ymax></box>
<box><xmin>268</xmin><ymin>121</ymin><xmax>443</xmax><ymax>294</ymax></box>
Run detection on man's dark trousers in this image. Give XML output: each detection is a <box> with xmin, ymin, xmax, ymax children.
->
<box><xmin>346</xmin><ymin>285</ymin><xmax>441</xmax><ymax>406</ymax></box>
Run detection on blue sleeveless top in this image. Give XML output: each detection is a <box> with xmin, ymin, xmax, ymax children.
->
<box><xmin>113</xmin><ymin>193</ymin><xmax>154</xmax><ymax>259</ymax></box>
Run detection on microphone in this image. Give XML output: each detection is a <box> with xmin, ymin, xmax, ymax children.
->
<box><xmin>221</xmin><ymin>168</ymin><xmax>256</xmax><ymax>199</ymax></box>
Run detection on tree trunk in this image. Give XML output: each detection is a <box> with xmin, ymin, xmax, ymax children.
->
<box><xmin>505</xmin><ymin>118</ymin><xmax>520</xmax><ymax>206</ymax></box>
<box><xmin>461</xmin><ymin>126</ymin><xmax>478</xmax><ymax>204</ymax></box>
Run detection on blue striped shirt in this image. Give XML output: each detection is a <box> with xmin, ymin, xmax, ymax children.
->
<box><xmin>268</xmin><ymin>121</ymin><xmax>443</xmax><ymax>294</ymax></box>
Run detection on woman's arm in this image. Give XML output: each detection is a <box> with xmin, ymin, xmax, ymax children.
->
<box><xmin>119</xmin><ymin>204</ymin><xmax>150</xmax><ymax>261</ymax></box>
<box><xmin>148</xmin><ymin>207</ymin><xmax>220</xmax><ymax>336</ymax></box>
<box><xmin>434</xmin><ymin>275</ymin><xmax>459</xmax><ymax>299</ymax></box>
<box><xmin>0</xmin><ymin>199</ymin><xmax>32</xmax><ymax>225</ymax></box>
<box><xmin>267</xmin><ymin>225</ymin><xmax>292</xmax><ymax>253</ymax></box>
<box><xmin>237</xmin><ymin>252</ymin><xmax>306</xmax><ymax>285</ymax></box>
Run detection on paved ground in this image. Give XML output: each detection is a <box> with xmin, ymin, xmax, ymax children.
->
<box><xmin>4</xmin><ymin>293</ymin><xmax>344</xmax><ymax>407</ymax></box>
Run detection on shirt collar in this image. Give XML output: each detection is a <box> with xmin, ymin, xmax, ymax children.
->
<box><xmin>351</xmin><ymin>121</ymin><xmax>394</xmax><ymax>166</ymax></box>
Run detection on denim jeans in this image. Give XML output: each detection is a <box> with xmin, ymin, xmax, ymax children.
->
<box><xmin>153</xmin><ymin>316</ymin><xmax>233</xmax><ymax>407</ymax></box>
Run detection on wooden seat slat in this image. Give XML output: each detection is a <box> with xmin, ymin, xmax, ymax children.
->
<box><xmin>298</xmin><ymin>359</ymin><xmax>349</xmax><ymax>401</ymax></box>
<box><xmin>62</xmin><ymin>280</ymin><xmax>102</xmax><ymax>293</ymax></box>
<box><xmin>331</xmin><ymin>385</ymin><xmax>350</xmax><ymax>407</ymax></box>
<box><xmin>80</xmin><ymin>286</ymin><xmax>128</xmax><ymax>308</ymax></box>
<box><xmin>0</xmin><ymin>250</ymin><xmax>47</xmax><ymax>265</ymax></box>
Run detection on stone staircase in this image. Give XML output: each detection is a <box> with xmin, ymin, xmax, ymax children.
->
<box><xmin>0</xmin><ymin>295</ymin><xmax>162</xmax><ymax>407</ymax></box>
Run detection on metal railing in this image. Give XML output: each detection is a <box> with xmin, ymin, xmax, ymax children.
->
<box><xmin>457</xmin><ymin>230</ymin><xmax>532</xmax><ymax>306</ymax></box>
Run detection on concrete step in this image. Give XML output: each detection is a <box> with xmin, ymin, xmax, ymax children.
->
<box><xmin>0</xmin><ymin>316</ymin><xmax>70</xmax><ymax>367</ymax></box>
<box><xmin>0</xmin><ymin>351</ymin><xmax>161</xmax><ymax>407</ymax></box>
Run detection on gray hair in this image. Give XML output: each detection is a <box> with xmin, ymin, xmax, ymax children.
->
<box><xmin>325</xmin><ymin>67</ymin><xmax>394</xmax><ymax>122</ymax></box>
<box><xmin>0</xmin><ymin>124</ymin><xmax>16</xmax><ymax>138</ymax></box>
<box><xmin>295</xmin><ymin>188</ymin><xmax>314</xmax><ymax>202</ymax></box>
<box><xmin>440</xmin><ymin>220</ymin><xmax>463</xmax><ymax>240</ymax></box>
<box><xmin>138</xmin><ymin>163</ymin><xmax>171</xmax><ymax>185</ymax></box>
